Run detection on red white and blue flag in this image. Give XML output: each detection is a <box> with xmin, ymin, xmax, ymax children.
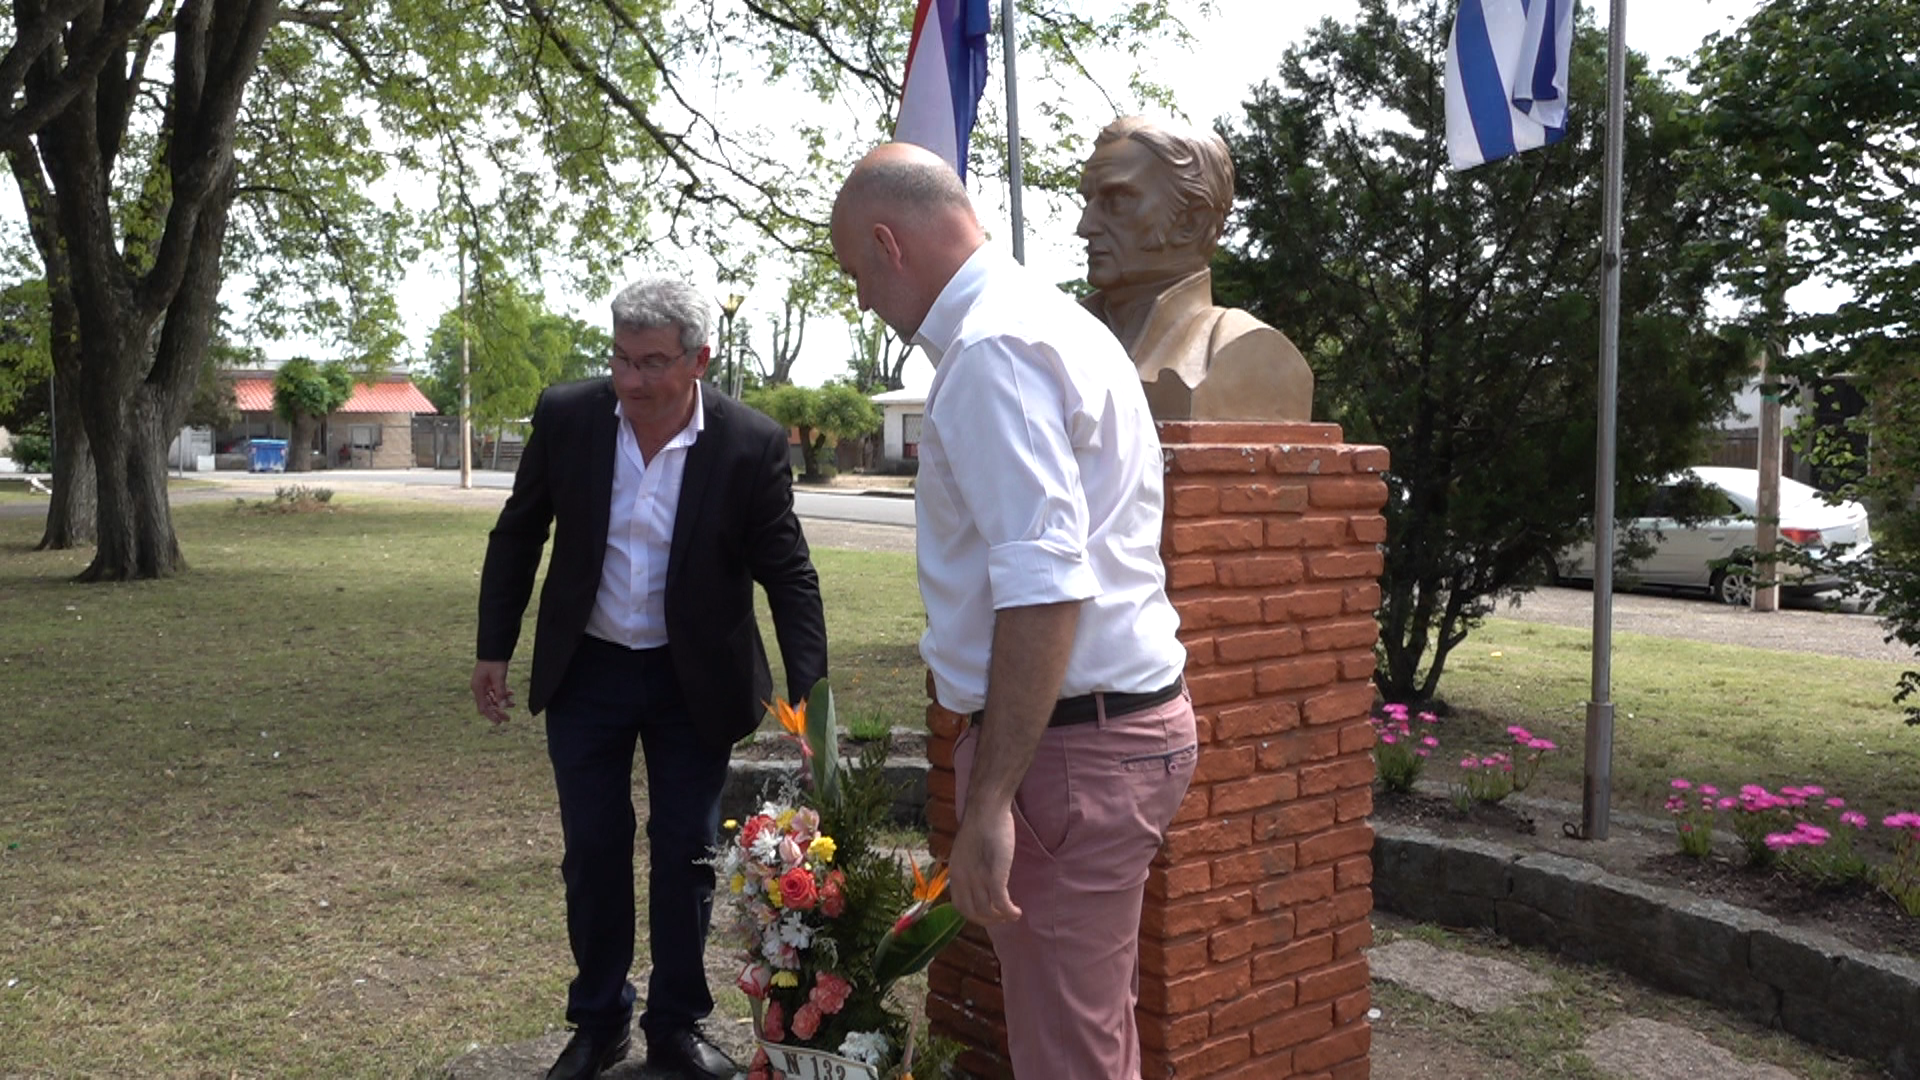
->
<box><xmin>893</xmin><ymin>0</ymin><xmax>991</xmax><ymax>178</ymax></box>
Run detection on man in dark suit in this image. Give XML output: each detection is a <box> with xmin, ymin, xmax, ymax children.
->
<box><xmin>472</xmin><ymin>276</ymin><xmax>828</xmax><ymax>1080</ymax></box>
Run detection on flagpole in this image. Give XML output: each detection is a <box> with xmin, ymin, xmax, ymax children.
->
<box><xmin>1582</xmin><ymin>0</ymin><xmax>1628</xmax><ymax>842</ymax></box>
<box><xmin>1000</xmin><ymin>0</ymin><xmax>1025</xmax><ymax>263</ymax></box>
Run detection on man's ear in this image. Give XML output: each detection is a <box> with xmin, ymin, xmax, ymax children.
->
<box><xmin>873</xmin><ymin>223</ymin><xmax>904</xmax><ymax>268</ymax></box>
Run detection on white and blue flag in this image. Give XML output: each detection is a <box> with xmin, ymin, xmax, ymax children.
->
<box><xmin>1445</xmin><ymin>0</ymin><xmax>1575</xmax><ymax>170</ymax></box>
<box><xmin>893</xmin><ymin>0</ymin><xmax>991</xmax><ymax>178</ymax></box>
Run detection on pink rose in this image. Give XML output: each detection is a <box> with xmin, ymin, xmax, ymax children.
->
<box><xmin>791</xmin><ymin>1002</ymin><xmax>822</xmax><ymax>1040</ymax></box>
<box><xmin>779</xmin><ymin>866</ymin><xmax>818</xmax><ymax>911</ymax></box>
<box><xmin>820</xmin><ymin>870</ymin><xmax>847</xmax><ymax>918</ymax></box>
<box><xmin>762</xmin><ymin>1001</ymin><xmax>786</xmax><ymax>1042</ymax></box>
<box><xmin>810</xmin><ymin>972</ymin><xmax>852</xmax><ymax>1014</ymax></box>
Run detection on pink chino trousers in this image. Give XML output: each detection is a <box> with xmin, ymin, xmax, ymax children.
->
<box><xmin>955</xmin><ymin>690</ymin><xmax>1198</xmax><ymax>1080</ymax></box>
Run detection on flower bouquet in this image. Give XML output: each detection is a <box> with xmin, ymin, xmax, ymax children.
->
<box><xmin>714</xmin><ymin>680</ymin><xmax>966</xmax><ymax>1080</ymax></box>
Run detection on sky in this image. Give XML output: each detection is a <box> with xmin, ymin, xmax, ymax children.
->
<box><xmin>74</xmin><ymin>0</ymin><xmax>1763</xmax><ymax>393</ymax></box>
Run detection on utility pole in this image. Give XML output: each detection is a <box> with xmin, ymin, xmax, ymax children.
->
<box><xmin>458</xmin><ymin>242</ymin><xmax>473</xmax><ymax>491</ymax></box>
<box><xmin>1753</xmin><ymin>223</ymin><xmax>1788</xmax><ymax>612</ymax></box>
<box><xmin>1754</xmin><ymin>349</ymin><xmax>1783</xmax><ymax>612</ymax></box>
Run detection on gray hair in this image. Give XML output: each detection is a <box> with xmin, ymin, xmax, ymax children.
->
<box><xmin>1095</xmin><ymin>115</ymin><xmax>1235</xmax><ymax>252</ymax></box>
<box><xmin>610</xmin><ymin>276</ymin><xmax>712</xmax><ymax>352</ymax></box>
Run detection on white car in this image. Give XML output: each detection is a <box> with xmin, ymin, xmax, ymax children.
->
<box><xmin>1554</xmin><ymin>466</ymin><xmax>1873</xmax><ymax>605</ymax></box>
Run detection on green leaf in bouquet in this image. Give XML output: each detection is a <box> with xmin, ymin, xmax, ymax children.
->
<box><xmin>871</xmin><ymin>903</ymin><xmax>965</xmax><ymax>990</ymax></box>
<box><xmin>806</xmin><ymin>678</ymin><xmax>842</xmax><ymax>803</ymax></box>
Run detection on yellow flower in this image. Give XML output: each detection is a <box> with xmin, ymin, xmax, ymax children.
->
<box><xmin>767</xmin><ymin>878</ymin><xmax>784</xmax><ymax>907</ymax></box>
<box><xmin>777</xmin><ymin>809</ymin><xmax>796</xmax><ymax>830</ymax></box>
<box><xmin>723</xmin><ymin>819</ymin><xmax>738</xmax><ymax>830</ymax></box>
<box><xmin>729</xmin><ymin>873</ymin><xmax>746</xmax><ymax>895</ymax></box>
<box><xmin>770</xmin><ymin>970</ymin><xmax>799</xmax><ymax>988</ymax></box>
<box><xmin>808</xmin><ymin>835</ymin><xmax>837</xmax><ymax>863</ymax></box>
<box><xmin>767</xmin><ymin>697</ymin><xmax>807</xmax><ymax>739</ymax></box>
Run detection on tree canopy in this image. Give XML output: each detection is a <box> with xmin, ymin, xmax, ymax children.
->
<box><xmin>271</xmin><ymin>356</ymin><xmax>354</xmax><ymax>472</ymax></box>
<box><xmin>1216</xmin><ymin>0</ymin><xmax>1751</xmax><ymax>704</ymax></box>
<box><xmin>4</xmin><ymin>0</ymin><xmax>1192</xmax><ymax>579</ymax></box>
<box><xmin>1691</xmin><ymin>0</ymin><xmax>1920</xmax><ymax>721</ymax></box>
<box><xmin>417</xmin><ymin>285</ymin><xmax>607</xmax><ymax>428</ymax></box>
<box><xmin>745</xmin><ymin>380</ymin><xmax>880</xmax><ymax>480</ymax></box>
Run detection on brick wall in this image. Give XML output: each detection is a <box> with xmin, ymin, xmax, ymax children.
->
<box><xmin>923</xmin><ymin>421</ymin><xmax>1387</xmax><ymax>1079</ymax></box>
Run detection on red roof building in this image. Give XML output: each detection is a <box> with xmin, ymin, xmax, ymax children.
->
<box><xmin>230</xmin><ymin>377</ymin><xmax>437</xmax><ymax>415</ymax></box>
<box><xmin>221</xmin><ymin>370</ymin><xmax>438</xmax><ymax>470</ymax></box>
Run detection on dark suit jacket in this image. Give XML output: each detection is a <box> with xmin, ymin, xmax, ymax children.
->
<box><xmin>476</xmin><ymin>377</ymin><xmax>828</xmax><ymax>749</ymax></box>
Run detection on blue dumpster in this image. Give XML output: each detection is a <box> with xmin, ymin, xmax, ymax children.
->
<box><xmin>247</xmin><ymin>438</ymin><xmax>288</xmax><ymax>473</ymax></box>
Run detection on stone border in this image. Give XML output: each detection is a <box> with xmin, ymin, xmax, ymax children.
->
<box><xmin>1373</xmin><ymin>823</ymin><xmax>1920</xmax><ymax>1077</ymax></box>
<box><xmin>723</xmin><ymin>733</ymin><xmax>929</xmax><ymax>828</ymax></box>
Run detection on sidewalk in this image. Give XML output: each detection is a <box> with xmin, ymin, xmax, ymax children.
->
<box><xmin>1367</xmin><ymin>913</ymin><xmax>1871</xmax><ymax>1079</ymax></box>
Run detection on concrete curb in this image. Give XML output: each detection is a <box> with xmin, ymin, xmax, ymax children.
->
<box><xmin>722</xmin><ymin>732</ymin><xmax>929</xmax><ymax>827</ymax></box>
<box><xmin>1373</xmin><ymin>823</ymin><xmax>1920</xmax><ymax>1077</ymax></box>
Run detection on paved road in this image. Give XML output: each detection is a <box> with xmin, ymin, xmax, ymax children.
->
<box><xmin>1</xmin><ymin>468</ymin><xmax>923</xmax><ymax>546</ymax></box>
<box><xmin>9</xmin><ymin>471</ymin><xmax>1905</xmax><ymax>662</ymax></box>
<box><xmin>1496</xmin><ymin>584</ymin><xmax>1907</xmax><ymax>664</ymax></box>
<box><xmin>142</xmin><ymin>467</ymin><xmax>921</xmax><ymax>525</ymax></box>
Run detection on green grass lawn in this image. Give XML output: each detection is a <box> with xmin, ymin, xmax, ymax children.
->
<box><xmin>0</xmin><ymin>498</ymin><xmax>924</xmax><ymax>1078</ymax></box>
<box><xmin>1435</xmin><ymin>618</ymin><xmax>1920</xmax><ymax>824</ymax></box>
<box><xmin>4</xmin><ymin>497</ymin><xmax>1917</xmax><ymax>1075</ymax></box>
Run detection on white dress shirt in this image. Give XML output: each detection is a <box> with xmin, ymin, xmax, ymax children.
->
<box><xmin>584</xmin><ymin>384</ymin><xmax>705</xmax><ymax>649</ymax></box>
<box><xmin>912</xmin><ymin>246</ymin><xmax>1186</xmax><ymax>714</ymax></box>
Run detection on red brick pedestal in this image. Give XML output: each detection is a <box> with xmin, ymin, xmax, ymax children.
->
<box><xmin>923</xmin><ymin>421</ymin><xmax>1387</xmax><ymax>1079</ymax></box>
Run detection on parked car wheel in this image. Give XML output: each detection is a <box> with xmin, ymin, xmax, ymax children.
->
<box><xmin>1710</xmin><ymin>563</ymin><xmax>1753</xmax><ymax>607</ymax></box>
<box><xmin>1541</xmin><ymin>552</ymin><xmax>1563</xmax><ymax>587</ymax></box>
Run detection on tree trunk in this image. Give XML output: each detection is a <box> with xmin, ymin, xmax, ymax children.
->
<box><xmin>38</xmin><ymin>300</ymin><xmax>96</xmax><ymax>549</ymax></box>
<box><xmin>15</xmin><ymin>0</ymin><xmax>277</xmax><ymax>582</ymax></box>
<box><xmin>78</xmin><ymin>376</ymin><xmax>186</xmax><ymax>581</ymax></box>
<box><xmin>797</xmin><ymin>425</ymin><xmax>818</xmax><ymax>479</ymax></box>
<box><xmin>287</xmin><ymin>413</ymin><xmax>315</xmax><ymax>472</ymax></box>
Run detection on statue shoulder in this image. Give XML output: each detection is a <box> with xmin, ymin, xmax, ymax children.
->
<box><xmin>1206</xmin><ymin>307</ymin><xmax>1306</xmax><ymax>369</ymax></box>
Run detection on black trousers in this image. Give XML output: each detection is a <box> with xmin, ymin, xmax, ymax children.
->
<box><xmin>544</xmin><ymin>636</ymin><xmax>731</xmax><ymax>1038</ymax></box>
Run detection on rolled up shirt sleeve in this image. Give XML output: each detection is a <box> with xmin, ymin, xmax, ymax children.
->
<box><xmin>932</xmin><ymin>334</ymin><xmax>1103</xmax><ymax>610</ymax></box>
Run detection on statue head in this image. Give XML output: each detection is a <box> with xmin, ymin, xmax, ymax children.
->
<box><xmin>1076</xmin><ymin>115</ymin><xmax>1235</xmax><ymax>292</ymax></box>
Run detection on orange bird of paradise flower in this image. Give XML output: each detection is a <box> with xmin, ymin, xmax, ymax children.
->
<box><xmin>893</xmin><ymin>859</ymin><xmax>951</xmax><ymax>934</ymax></box>
<box><xmin>767</xmin><ymin>698</ymin><xmax>811</xmax><ymax>757</ymax></box>
<box><xmin>911</xmin><ymin>859</ymin><xmax>950</xmax><ymax>906</ymax></box>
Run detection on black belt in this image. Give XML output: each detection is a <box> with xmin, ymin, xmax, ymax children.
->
<box><xmin>970</xmin><ymin>677</ymin><xmax>1184</xmax><ymax>729</ymax></box>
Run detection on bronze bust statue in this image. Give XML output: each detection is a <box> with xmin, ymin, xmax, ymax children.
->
<box><xmin>1077</xmin><ymin>115</ymin><xmax>1314</xmax><ymax>422</ymax></box>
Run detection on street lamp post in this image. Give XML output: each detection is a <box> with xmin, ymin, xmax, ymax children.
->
<box><xmin>719</xmin><ymin>292</ymin><xmax>745</xmax><ymax>398</ymax></box>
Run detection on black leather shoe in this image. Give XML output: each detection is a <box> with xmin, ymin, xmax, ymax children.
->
<box><xmin>545</xmin><ymin>1025</ymin><xmax>632</xmax><ymax>1080</ymax></box>
<box><xmin>644</xmin><ymin>1027</ymin><xmax>737</xmax><ymax>1080</ymax></box>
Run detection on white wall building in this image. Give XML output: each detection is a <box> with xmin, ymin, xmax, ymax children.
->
<box><xmin>872</xmin><ymin>387</ymin><xmax>926</xmax><ymax>468</ymax></box>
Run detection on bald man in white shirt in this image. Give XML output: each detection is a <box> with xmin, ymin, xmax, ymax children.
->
<box><xmin>831</xmin><ymin>142</ymin><xmax>1197</xmax><ymax>1080</ymax></box>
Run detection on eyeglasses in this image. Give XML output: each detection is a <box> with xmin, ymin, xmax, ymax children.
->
<box><xmin>611</xmin><ymin>349</ymin><xmax>689</xmax><ymax>374</ymax></box>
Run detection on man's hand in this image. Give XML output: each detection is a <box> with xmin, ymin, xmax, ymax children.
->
<box><xmin>471</xmin><ymin>661</ymin><xmax>515</xmax><ymax>725</ymax></box>
<box><xmin>948</xmin><ymin>803</ymin><xmax>1022</xmax><ymax>925</ymax></box>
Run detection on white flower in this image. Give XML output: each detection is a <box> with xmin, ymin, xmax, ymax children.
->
<box><xmin>750</xmin><ymin>830</ymin><xmax>780</xmax><ymax>863</ymax></box>
<box><xmin>837</xmin><ymin>1031</ymin><xmax>890</xmax><ymax>1068</ymax></box>
<box><xmin>776</xmin><ymin>911</ymin><xmax>813</xmax><ymax>950</ymax></box>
